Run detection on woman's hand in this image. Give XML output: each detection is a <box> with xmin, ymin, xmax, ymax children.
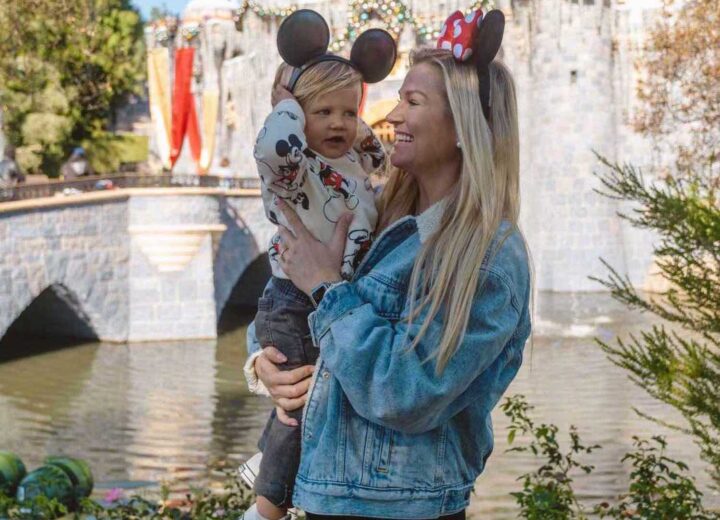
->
<box><xmin>256</xmin><ymin>346</ymin><xmax>315</xmax><ymax>426</ymax></box>
<box><xmin>276</xmin><ymin>199</ymin><xmax>352</xmax><ymax>295</ymax></box>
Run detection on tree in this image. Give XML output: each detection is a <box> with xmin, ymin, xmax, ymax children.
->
<box><xmin>593</xmin><ymin>158</ymin><xmax>720</xmax><ymax>487</ymax></box>
<box><xmin>633</xmin><ymin>0</ymin><xmax>720</xmax><ymax>181</ymax></box>
<box><xmin>592</xmin><ymin>0</ymin><xmax>720</xmax><ymax>491</ymax></box>
<box><xmin>0</xmin><ymin>0</ymin><xmax>145</xmax><ymax>176</ymax></box>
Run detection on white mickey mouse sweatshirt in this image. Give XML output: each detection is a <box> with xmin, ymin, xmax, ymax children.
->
<box><xmin>253</xmin><ymin>98</ymin><xmax>384</xmax><ymax>280</ymax></box>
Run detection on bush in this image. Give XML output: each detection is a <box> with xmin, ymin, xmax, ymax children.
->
<box><xmin>503</xmin><ymin>394</ymin><xmax>719</xmax><ymax>520</ymax></box>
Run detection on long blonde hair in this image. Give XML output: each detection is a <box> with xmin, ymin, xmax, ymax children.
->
<box><xmin>378</xmin><ymin>48</ymin><xmax>523</xmax><ymax>373</ymax></box>
<box><xmin>274</xmin><ymin>61</ymin><xmax>363</xmax><ymax>108</ymax></box>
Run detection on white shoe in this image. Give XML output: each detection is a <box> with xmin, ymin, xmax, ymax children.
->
<box><xmin>241</xmin><ymin>502</ymin><xmax>296</xmax><ymax>520</ymax></box>
<box><xmin>238</xmin><ymin>451</ymin><xmax>263</xmax><ymax>489</ymax></box>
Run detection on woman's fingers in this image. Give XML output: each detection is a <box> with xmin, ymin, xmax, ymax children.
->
<box><xmin>261</xmin><ymin>346</ymin><xmax>288</xmax><ymax>364</ymax></box>
<box><xmin>277</xmin><ymin>225</ymin><xmax>296</xmax><ymax>248</ymax></box>
<box><xmin>268</xmin><ymin>369</ymin><xmax>313</xmax><ymax>399</ymax></box>
<box><xmin>271</xmin><ymin>365</ymin><xmax>315</xmax><ymax>388</ymax></box>
<box><xmin>276</xmin><ymin>395</ymin><xmax>308</xmax><ymax>413</ymax></box>
<box><xmin>276</xmin><ymin>199</ymin><xmax>312</xmax><ymax>240</ymax></box>
<box><xmin>275</xmin><ymin>406</ymin><xmax>298</xmax><ymax>427</ymax></box>
<box><xmin>330</xmin><ymin>213</ymin><xmax>354</xmax><ymax>253</ymax></box>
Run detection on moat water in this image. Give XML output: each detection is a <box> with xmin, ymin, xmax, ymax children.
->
<box><xmin>0</xmin><ymin>292</ymin><xmax>717</xmax><ymax>517</ymax></box>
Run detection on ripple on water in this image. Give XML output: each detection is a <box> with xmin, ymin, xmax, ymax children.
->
<box><xmin>0</xmin><ymin>294</ymin><xmax>718</xmax><ymax>517</ymax></box>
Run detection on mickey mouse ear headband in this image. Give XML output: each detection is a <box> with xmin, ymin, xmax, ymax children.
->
<box><xmin>437</xmin><ymin>9</ymin><xmax>505</xmax><ymax>119</ymax></box>
<box><xmin>277</xmin><ymin>9</ymin><xmax>397</xmax><ymax>92</ymax></box>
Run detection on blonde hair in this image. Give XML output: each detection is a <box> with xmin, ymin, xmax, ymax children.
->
<box><xmin>274</xmin><ymin>61</ymin><xmax>363</xmax><ymax>108</ymax></box>
<box><xmin>378</xmin><ymin>48</ymin><xmax>525</xmax><ymax>373</ymax></box>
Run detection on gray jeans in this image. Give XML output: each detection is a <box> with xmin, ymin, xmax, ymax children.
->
<box><xmin>254</xmin><ymin>276</ymin><xmax>318</xmax><ymax>507</ymax></box>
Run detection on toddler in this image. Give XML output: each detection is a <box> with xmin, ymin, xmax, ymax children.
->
<box><xmin>245</xmin><ymin>60</ymin><xmax>385</xmax><ymax>520</ymax></box>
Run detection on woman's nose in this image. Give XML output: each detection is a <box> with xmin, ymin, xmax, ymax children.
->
<box><xmin>386</xmin><ymin>103</ymin><xmax>403</xmax><ymax>125</ymax></box>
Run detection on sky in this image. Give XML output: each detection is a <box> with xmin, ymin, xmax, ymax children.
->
<box><xmin>134</xmin><ymin>0</ymin><xmax>188</xmax><ymax>20</ymax></box>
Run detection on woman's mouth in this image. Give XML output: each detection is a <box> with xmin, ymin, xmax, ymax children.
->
<box><xmin>395</xmin><ymin>132</ymin><xmax>414</xmax><ymax>144</ymax></box>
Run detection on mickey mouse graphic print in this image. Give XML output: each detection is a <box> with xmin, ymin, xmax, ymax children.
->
<box><xmin>254</xmin><ymin>98</ymin><xmax>383</xmax><ymax>279</ymax></box>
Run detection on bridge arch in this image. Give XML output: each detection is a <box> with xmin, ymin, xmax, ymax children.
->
<box><xmin>0</xmin><ymin>284</ymin><xmax>99</xmax><ymax>352</ymax></box>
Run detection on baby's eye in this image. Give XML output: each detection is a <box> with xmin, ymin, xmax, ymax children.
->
<box><xmin>317</xmin><ymin>109</ymin><xmax>330</xmax><ymax>115</ymax></box>
<box><xmin>345</xmin><ymin>111</ymin><xmax>357</xmax><ymax>117</ymax></box>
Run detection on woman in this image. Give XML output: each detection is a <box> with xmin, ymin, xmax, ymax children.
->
<box><xmin>247</xmin><ymin>29</ymin><xmax>532</xmax><ymax>519</ymax></box>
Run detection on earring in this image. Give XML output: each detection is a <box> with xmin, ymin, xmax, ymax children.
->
<box><xmin>456</xmin><ymin>141</ymin><xmax>462</xmax><ymax>149</ymax></box>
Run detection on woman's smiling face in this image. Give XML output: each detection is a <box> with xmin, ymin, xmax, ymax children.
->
<box><xmin>386</xmin><ymin>62</ymin><xmax>458</xmax><ymax>174</ymax></box>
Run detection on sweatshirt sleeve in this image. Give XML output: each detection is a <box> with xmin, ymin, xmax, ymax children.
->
<box><xmin>309</xmin><ymin>270</ymin><xmax>525</xmax><ymax>434</ymax></box>
<box><xmin>353</xmin><ymin>118</ymin><xmax>386</xmax><ymax>174</ymax></box>
<box><xmin>253</xmin><ymin>99</ymin><xmax>310</xmax><ymax>199</ymax></box>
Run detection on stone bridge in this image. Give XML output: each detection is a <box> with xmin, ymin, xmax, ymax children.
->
<box><xmin>0</xmin><ymin>188</ymin><xmax>274</xmax><ymax>343</ymax></box>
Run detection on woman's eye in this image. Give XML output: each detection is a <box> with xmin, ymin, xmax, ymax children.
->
<box><xmin>408</xmin><ymin>99</ymin><xmax>419</xmax><ymax>106</ymax></box>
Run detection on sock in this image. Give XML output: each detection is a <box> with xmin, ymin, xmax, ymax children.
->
<box><xmin>242</xmin><ymin>503</ymin><xmax>273</xmax><ymax>520</ymax></box>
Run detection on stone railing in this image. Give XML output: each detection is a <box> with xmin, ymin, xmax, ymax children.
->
<box><xmin>0</xmin><ymin>174</ymin><xmax>261</xmax><ymax>203</ymax></box>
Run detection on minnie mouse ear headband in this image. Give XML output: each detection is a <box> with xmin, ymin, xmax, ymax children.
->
<box><xmin>437</xmin><ymin>9</ymin><xmax>505</xmax><ymax>119</ymax></box>
<box><xmin>277</xmin><ymin>9</ymin><xmax>397</xmax><ymax>92</ymax></box>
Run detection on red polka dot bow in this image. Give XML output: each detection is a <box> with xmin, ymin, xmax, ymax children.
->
<box><xmin>436</xmin><ymin>9</ymin><xmax>484</xmax><ymax>62</ymax></box>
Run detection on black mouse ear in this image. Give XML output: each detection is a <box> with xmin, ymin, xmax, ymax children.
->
<box><xmin>473</xmin><ymin>9</ymin><xmax>505</xmax><ymax>69</ymax></box>
<box><xmin>277</xmin><ymin>9</ymin><xmax>330</xmax><ymax>67</ymax></box>
<box><xmin>350</xmin><ymin>29</ymin><xmax>397</xmax><ymax>83</ymax></box>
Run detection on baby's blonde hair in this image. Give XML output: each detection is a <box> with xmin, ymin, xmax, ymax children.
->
<box><xmin>274</xmin><ymin>61</ymin><xmax>363</xmax><ymax>108</ymax></box>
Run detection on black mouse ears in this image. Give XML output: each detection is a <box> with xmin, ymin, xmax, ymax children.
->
<box><xmin>472</xmin><ymin>10</ymin><xmax>505</xmax><ymax>71</ymax></box>
<box><xmin>277</xmin><ymin>9</ymin><xmax>397</xmax><ymax>91</ymax></box>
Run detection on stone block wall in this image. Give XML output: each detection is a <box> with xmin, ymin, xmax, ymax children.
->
<box><xmin>0</xmin><ymin>199</ymin><xmax>130</xmax><ymax>341</ymax></box>
<box><xmin>0</xmin><ymin>190</ymin><xmax>268</xmax><ymax>344</ymax></box>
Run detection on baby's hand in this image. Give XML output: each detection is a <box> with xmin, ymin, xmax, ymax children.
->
<box><xmin>271</xmin><ymin>84</ymin><xmax>295</xmax><ymax>107</ymax></box>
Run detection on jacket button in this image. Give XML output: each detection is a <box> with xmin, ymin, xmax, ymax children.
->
<box><xmin>322</xmin><ymin>371</ymin><xmax>330</xmax><ymax>380</ymax></box>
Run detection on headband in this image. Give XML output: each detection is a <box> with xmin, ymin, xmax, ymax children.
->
<box><xmin>437</xmin><ymin>9</ymin><xmax>505</xmax><ymax>119</ymax></box>
<box><xmin>277</xmin><ymin>9</ymin><xmax>397</xmax><ymax>92</ymax></box>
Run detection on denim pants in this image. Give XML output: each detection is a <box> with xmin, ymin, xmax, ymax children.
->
<box><xmin>254</xmin><ymin>276</ymin><xmax>318</xmax><ymax>507</ymax></box>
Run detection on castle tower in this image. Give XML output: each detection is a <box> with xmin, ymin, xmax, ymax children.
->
<box><xmin>503</xmin><ymin>0</ymin><xmax>651</xmax><ymax>292</ymax></box>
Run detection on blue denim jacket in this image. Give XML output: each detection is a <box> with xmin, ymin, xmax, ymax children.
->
<box><xmin>248</xmin><ymin>202</ymin><xmax>531</xmax><ymax>518</ymax></box>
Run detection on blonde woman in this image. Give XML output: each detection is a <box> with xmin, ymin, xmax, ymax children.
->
<box><xmin>249</xmin><ymin>11</ymin><xmax>531</xmax><ymax>519</ymax></box>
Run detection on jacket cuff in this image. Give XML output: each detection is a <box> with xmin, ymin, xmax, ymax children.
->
<box><xmin>243</xmin><ymin>350</ymin><xmax>271</xmax><ymax>397</ymax></box>
<box><xmin>308</xmin><ymin>281</ymin><xmax>363</xmax><ymax>346</ymax></box>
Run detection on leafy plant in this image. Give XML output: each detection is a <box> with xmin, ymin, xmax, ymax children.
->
<box><xmin>503</xmin><ymin>394</ymin><xmax>719</xmax><ymax>520</ymax></box>
<box><xmin>502</xmin><ymin>395</ymin><xmax>599</xmax><ymax>519</ymax></box>
<box><xmin>597</xmin><ymin>436</ymin><xmax>716</xmax><ymax>520</ymax></box>
<box><xmin>0</xmin><ymin>469</ymin><xmax>252</xmax><ymax>519</ymax></box>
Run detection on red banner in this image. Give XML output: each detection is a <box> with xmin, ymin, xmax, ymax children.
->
<box><xmin>170</xmin><ymin>47</ymin><xmax>202</xmax><ymax>168</ymax></box>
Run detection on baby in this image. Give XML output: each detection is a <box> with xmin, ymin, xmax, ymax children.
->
<box><xmin>244</xmin><ymin>61</ymin><xmax>385</xmax><ymax>520</ymax></box>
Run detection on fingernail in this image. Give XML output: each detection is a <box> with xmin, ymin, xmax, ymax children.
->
<box><xmin>278</xmin><ymin>354</ymin><xmax>287</xmax><ymax>362</ymax></box>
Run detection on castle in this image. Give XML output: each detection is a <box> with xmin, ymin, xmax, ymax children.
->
<box><xmin>143</xmin><ymin>0</ymin><xmax>664</xmax><ymax>292</ymax></box>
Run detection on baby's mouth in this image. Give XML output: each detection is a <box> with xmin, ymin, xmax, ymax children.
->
<box><xmin>325</xmin><ymin>136</ymin><xmax>346</xmax><ymax>145</ymax></box>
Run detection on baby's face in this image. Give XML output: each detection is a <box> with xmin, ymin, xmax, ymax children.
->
<box><xmin>303</xmin><ymin>86</ymin><xmax>361</xmax><ymax>159</ymax></box>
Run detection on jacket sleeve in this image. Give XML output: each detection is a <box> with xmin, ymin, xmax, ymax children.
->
<box><xmin>309</xmin><ymin>271</ymin><xmax>523</xmax><ymax>434</ymax></box>
<box><xmin>253</xmin><ymin>99</ymin><xmax>310</xmax><ymax>198</ymax></box>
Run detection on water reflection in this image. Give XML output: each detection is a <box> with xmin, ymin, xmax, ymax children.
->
<box><xmin>0</xmin><ymin>293</ymin><xmax>717</xmax><ymax>517</ymax></box>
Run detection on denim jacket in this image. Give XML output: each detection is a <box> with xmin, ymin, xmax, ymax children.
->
<box><xmin>247</xmin><ymin>201</ymin><xmax>531</xmax><ymax>518</ymax></box>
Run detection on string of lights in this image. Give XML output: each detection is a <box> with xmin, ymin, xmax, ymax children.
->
<box><xmin>148</xmin><ymin>0</ymin><xmax>492</xmax><ymax>47</ymax></box>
